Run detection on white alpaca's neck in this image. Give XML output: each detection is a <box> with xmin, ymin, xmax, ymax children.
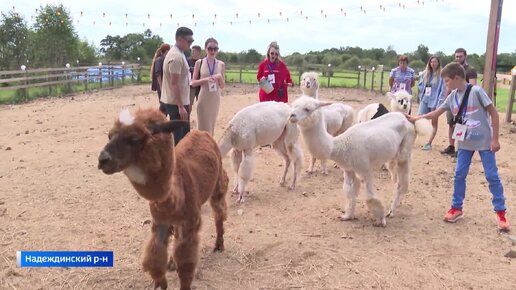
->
<box><xmin>299</xmin><ymin>111</ymin><xmax>334</xmax><ymax>159</ymax></box>
<box><xmin>302</xmin><ymin>88</ymin><xmax>318</xmax><ymax>98</ymax></box>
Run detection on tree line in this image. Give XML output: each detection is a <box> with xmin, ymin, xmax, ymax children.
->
<box><xmin>1</xmin><ymin>4</ymin><xmax>515</xmax><ymax>73</ymax></box>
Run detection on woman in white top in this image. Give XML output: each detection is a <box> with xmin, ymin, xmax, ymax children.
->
<box><xmin>190</xmin><ymin>37</ymin><xmax>225</xmax><ymax>136</ymax></box>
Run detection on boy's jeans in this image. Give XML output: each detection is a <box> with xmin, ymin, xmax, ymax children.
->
<box><xmin>453</xmin><ymin>149</ymin><xmax>506</xmax><ymax>211</ymax></box>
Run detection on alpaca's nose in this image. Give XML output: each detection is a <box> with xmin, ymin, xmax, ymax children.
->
<box><xmin>98</xmin><ymin>150</ymin><xmax>112</xmax><ymax>168</ymax></box>
<box><xmin>289</xmin><ymin>113</ymin><xmax>297</xmax><ymax>122</ymax></box>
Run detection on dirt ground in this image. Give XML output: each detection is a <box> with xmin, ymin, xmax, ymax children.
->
<box><xmin>1</xmin><ymin>83</ymin><xmax>515</xmax><ymax>290</ymax></box>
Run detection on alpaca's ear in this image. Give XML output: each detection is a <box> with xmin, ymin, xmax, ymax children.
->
<box><xmin>318</xmin><ymin>102</ymin><xmax>332</xmax><ymax>107</ymax></box>
<box><xmin>148</xmin><ymin>120</ymin><xmax>189</xmax><ymax>135</ymax></box>
<box><xmin>385</xmin><ymin>92</ymin><xmax>395</xmax><ymax>100</ymax></box>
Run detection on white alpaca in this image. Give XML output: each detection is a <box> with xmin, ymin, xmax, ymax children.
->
<box><xmin>356</xmin><ymin>90</ymin><xmax>413</xmax><ymax>123</ymax></box>
<box><xmin>290</xmin><ymin>96</ymin><xmax>432</xmax><ymax>227</ymax></box>
<box><xmin>296</xmin><ymin>96</ymin><xmax>354</xmax><ymax>174</ymax></box>
<box><xmin>300</xmin><ymin>71</ymin><xmax>320</xmax><ymax>99</ymax></box>
<box><xmin>219</xmin><ymin>101</ymin><xmax>303</xmax><ymax>202</ymax></box>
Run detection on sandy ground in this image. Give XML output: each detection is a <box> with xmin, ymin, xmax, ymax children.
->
<box><xmin>1</xmin><ymin>83</ymin><xmax>515</xmax><ymax>290</ymax></box>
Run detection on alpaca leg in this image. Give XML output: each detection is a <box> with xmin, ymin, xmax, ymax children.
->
<box><xmin>385</xmin><ymin>160</ymin><xmax>397</xmax><ymax>183</ymax></box>
<box><xmin>307</xmin><ymin>156</ymin><xmax>316</xmax><ymax>173</ymax></box>
<box><xmin>230</xmin><ymin>149</ymin><xmax>242</xmax><ymax>194</ymax></box>
<box><xmin>387</xmin><ymin>160</ymin><xmax>410</xmax><ymax>218</ymax></box>
<box><xmin>210</xmin><ymin>169</ymin><xmax>229</xmax><ymax>251</ymax></box>
<box><xmin>173</xmin><ymin>218</ymin><xmax>201</xmax><ymax>290</ymax></box>
<box><xmin>237</xmin><ymin>149</ymin><xmax>255</xmax><ymax>202</ymax></box>
<box><xmin>320</xmin><ymin>159</ymin><xmax>329</xmax><ymax>175</ymax></box>
<box><xmin>280</xmin><ymin>157</ymin><xmax>291</xmax><ymax>187</ymax></box>
<box><xmin>340</xmin><ymin>170</ymin><xmax>359</xmax><ymax>221</ymax></box>
<box><xmin>287</xmin><ymin>142</ymin><xmax>303</xmax><ymax>190</ymax></box>
<box><xmin>364</xmin><ymin>174</ymin><xmax>386</xmax><ymax>227</ymax></box>
<box><xmin>142</xmin><ymin>223</ymin><xmax>172</xmax><ymax>290</ymax></box>
<box><xmin>272</xmin><ymin>138</ymin><xmax>290</xmax><ymax>187</ymax></box>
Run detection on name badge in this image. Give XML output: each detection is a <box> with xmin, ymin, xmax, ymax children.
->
<box><xmin>268</xmin><ymin>74</ymin><xmax>275</xmax><ymax>84</ymax></box>
<box><xmin>452</xmin><ymin>123</ymin><xmax>467</xmax><ymax>141</ymax></box>
<box><xmin>208</xmin><ymin>81</ymin><xmax>218</xmax><ymax>92</ymax></box>
<box><xmin>398</xmin><ymin>83</ymin><xmax>406</xmax><ymax>91</ymax></box>
<box><xmin>425</xmin><ymin>87</ymin><xmax>432</xmax><ymax>96</ymax></box>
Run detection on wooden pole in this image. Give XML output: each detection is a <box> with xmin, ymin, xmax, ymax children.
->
<box><xmin>505</xmin><ymin>70</ymin><xmax>516</xmax><ymax>123</ymax></box>
<box><xmin>482</xmin><ymin>0</ymin><xmax>503</xmax><ymax>101</ymax></box>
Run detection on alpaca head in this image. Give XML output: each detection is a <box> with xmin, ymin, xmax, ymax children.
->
<box><xmin>387</xmin><ymin>91</ymin><xmax>412</xmax><ymax>114</ymax></box>
<box><xmin>289</xmin><ymin>95</ymin><xmax>331</xmax><ymax>126</ymax></box>
<box><xmin>300</xmin><ymin>72</ymin><xmax>319</xmax><ymax>97</ymax></box>
<box><xmin>98</xmin><ymin>108</ymin><xmax>188</xmax><ymax>175</ymax></box>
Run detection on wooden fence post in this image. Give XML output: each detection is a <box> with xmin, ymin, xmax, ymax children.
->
<box><xmin>357</xmin><ymin>68</ymin><xmax>361</xmax><ymax>88</ymax></box>
<box><xmin>239</xmin><ymin>65</ymin><xmax>243</xmax><ymax>83</ymax></box>
<box><xmin>363</xmin><ymin>69</ymin><xmax>367</xmax><ymax>89</ymax></box>
<box><xmin>505</xmin><ymin>72</ymin><xmax>516</xmax><ymax>123</ymax></box>
<box><xmin>23</xmin><ymin>70</ymin><xmax>28</xmax><ymax>101</ymax></box>
<box><xmin>99</xmin><ymin>65</ymin><xmax>103</xmax><ymax>89</ymax></box>
<box><xmin>380</xmin><ymin>71</ymin><xmax>384</xmax><ymax>94</ymax></box>
<box><xmin>370</xmin><ymin>68</ymin><xmax>375</xmax><ymax>92</ymax></box>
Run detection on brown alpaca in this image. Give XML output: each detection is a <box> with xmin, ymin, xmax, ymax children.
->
<box><xmin>98</xmin><ymin>108</ymin><xmax>228</xmax><ymax>290</ymax></box>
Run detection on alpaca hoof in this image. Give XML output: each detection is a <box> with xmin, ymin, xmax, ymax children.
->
<box><xmin>373</xmin><ymin>218</ymin><xmax>387</xmax><ymax>227</ymax></box>
<box><xmin>167</xmin><ymin>260</ymin><xmax>176</xmax><ymax>272</ymax></box>
<box><xmin>306</xmin><ymin>169</ymin><xmax>315</xmax><ymax>174</ymax></box>
<box><xmin>321</xmin><ymin>170</ymin><xmax>329</xmax><ymax>175</ymax></box>
<box><xmin>339</xmin><ymin>213</ymin><xmax>356</xmax><ymax>221</ymax></box>
<box><xmin>386</xmin><ymin>209</ymin><xmax>394</xmax><ymax>218</ymax></box>
<box><xmin>279</xmin><ymin>180</ymin><xmax>286</xmax><ymax>187</ymax></box>
<box><xmin>288</xmin><ymin>184</ymin><xmax>295</xmax><ymax>191</ymax></box>
<box><xmin>333</xmin><ymin>163</ymin><xmax>339</xmax><ymax>169</ymax></box>
<box><xmin>154</xmin><ymin>278</ymin><xmax>168</xmax><ymax>290</ymax></box>
<box><xmin>213</xmin><ymin>243</ymin><xmax>225</xmax><ymax>252</ymax></box>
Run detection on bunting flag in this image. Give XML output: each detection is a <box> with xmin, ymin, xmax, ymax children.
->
<box><xmin>7</xmin><ymin>1</ymin><xmax>444</xmax><ymax>30</ymax></box>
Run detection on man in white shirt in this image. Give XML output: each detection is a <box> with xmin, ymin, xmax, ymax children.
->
<box><xmin>161</xmin><ymin>26</ymin><xmax>194</xmax><ymax>145</ymax></box>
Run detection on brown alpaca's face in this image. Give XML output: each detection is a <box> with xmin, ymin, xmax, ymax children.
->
<box><xmin>98</xmin><ymin>125</ymin><xmax>149</xmax><ymax>174</ymax></box>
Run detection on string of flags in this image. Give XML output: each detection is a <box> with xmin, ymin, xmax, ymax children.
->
<box><xmin>9</xmin><ymin>1</ymin><xmax>445</xmax><ymax>29</ymax></box>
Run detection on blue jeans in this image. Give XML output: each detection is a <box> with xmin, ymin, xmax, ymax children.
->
<box><xmin>452</xmin><ymin>149</ymin><xmax>506</xmax><ymax>211</ymax></box>
<box><xmin>417</xmin><ymin>99</ymin><xmax>435</xmax><ymax>115</ymax></box>
<box><xmin>165</xmin><ymin>104</ymin><xmax>190</xmax><ymax>146</ymax></box>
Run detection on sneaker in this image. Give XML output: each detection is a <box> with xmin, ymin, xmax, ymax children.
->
<box><xmin>441</xmin><ymin>145</ymin><xmax>455</xmax><ymax>156</ymax></box>
<box><xmin>443</xmin><ymin>208</ymin><xmax>463</xmax><ymax>223</ymax></box>
<box><xmin>421</xmin><ymin>144</ymin><xmax>432</xmax><ymax>151</ymax></box>
<box><xmin>496</xmin><ymin>210</ymin><xmax>511</xmax><ymax>232</ymax></box>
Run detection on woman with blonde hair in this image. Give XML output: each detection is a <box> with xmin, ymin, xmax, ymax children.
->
<box><xmin>256</xmin><ymin>41</ymin><xmax>293</xmax><ymax>102</ymax></box>
<box><xmin>150</xmin><ymin>43</ymin><xmax>171</xmax><ymax>116</ymax></box>
<box><xmin>417</xmin><ymin>55</ymin><xmax>446</xmax><ymax>150</ymax></box>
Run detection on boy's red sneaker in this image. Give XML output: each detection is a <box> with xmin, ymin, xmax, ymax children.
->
<box><xmin>496</xmin><ymin>210</ymin><xmax>510</xmax><ymax>232</ymax></box>
<box><xmin>443</xmin><ymin>208</ymin><xmax>463</xmax><ymax>223</ymax></box>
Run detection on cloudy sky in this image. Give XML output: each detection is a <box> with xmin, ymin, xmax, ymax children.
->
<box><xmin>2</xmin><ymin>0</ymin><xmax>515</xmax><ymax>56</ymax></box>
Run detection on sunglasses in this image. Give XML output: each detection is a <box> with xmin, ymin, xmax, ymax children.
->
<box><xmin>270</xmin><ymin>52</ymin><xmax>278</xmax><ymax>56</ymax></box>
<box><xmin>182</xmin><ymin>37</ymin><xmax>194</xmax><ymax>44</ymax></box>
<box><xmin>207</xmin><ymin>47</ymin><xmax>219</xmax><ymax>52</ymax></box>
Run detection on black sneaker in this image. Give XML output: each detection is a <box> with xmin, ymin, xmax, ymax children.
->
<box><xmin>441</xmin><ymin>145</ymin><xmax>455</xmax><ymax>156</ymax></box>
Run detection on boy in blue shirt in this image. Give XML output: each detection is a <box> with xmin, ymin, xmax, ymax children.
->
<box><xmin>409</xmin><ymin>62</ymin><xmax>509</xmax><ymax>231</ymax></box>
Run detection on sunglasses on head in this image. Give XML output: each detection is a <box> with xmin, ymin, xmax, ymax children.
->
<box><xmin>207</xmin><ymin>47</ymin><xmax>219</xmax><ymax>52</ymax></box>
